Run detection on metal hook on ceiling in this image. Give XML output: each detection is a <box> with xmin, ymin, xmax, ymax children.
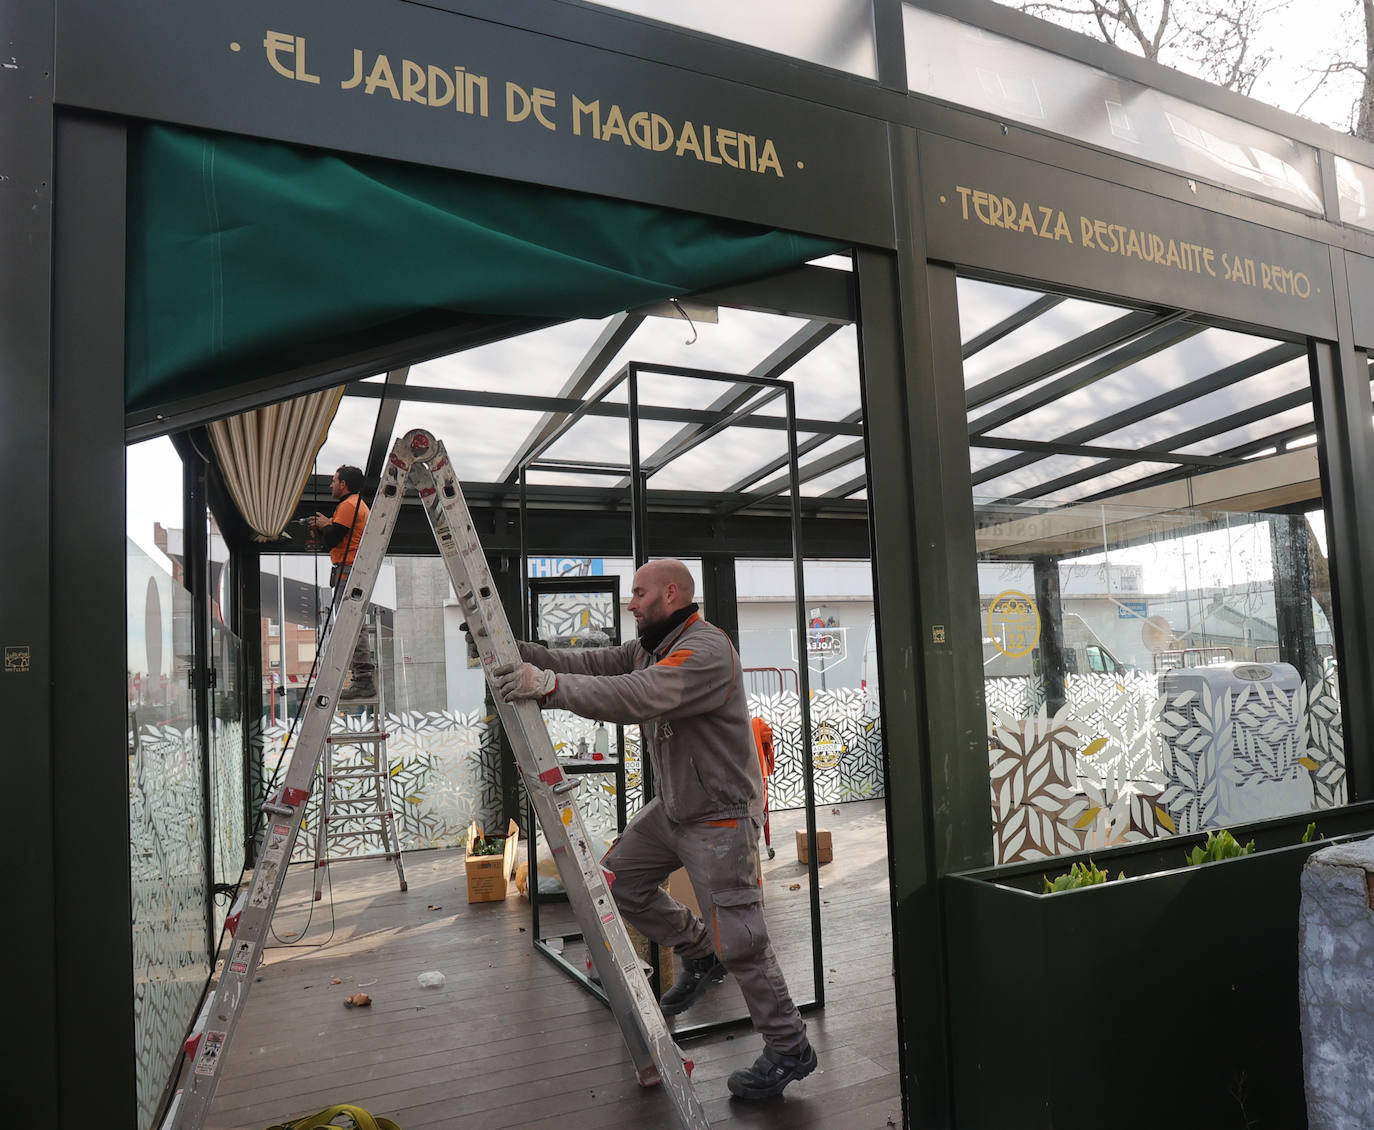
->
<box><xmin>668</xmin><ymin>297</ymin><xmax>698</xmax><ymax>346</ymax></box>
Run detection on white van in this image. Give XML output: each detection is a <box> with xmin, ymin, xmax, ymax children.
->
<box><xmin>983</xmin><ymin>610</ymin><xmax>1132</xmax><ymax>679</ymax></box>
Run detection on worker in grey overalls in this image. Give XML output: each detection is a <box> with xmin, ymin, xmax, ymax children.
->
<box><xmin>493</xmin><ymin>557</ymin><xmax>816</xmax><ymax>1100</ymax></box>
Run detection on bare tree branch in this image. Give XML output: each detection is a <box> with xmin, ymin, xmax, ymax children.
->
<box><xmin>1002</xmin><ymin>0</ymin><xmax>1369</xmax><ymax>136</ymax></box>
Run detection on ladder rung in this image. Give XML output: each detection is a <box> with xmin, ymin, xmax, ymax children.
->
<box><xmin>315</xmin><ymin>851</ymin><xmax>402</xmax><ymax>865</ymax></box>
<box><xmin>324</xmin><ymin>810</ymin><xmax>393</xmax><ymax>820</ymax></box>
<box><xmin>326</xmin><ymin>769</ymin><xmax>391</xmax><ymax>780</ymax></box>
<box><xmin>328</xmin><ymin>731</ymin><xmax>388</xmax><ymax>742</ymax></box>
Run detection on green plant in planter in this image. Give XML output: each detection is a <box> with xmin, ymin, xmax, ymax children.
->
<box><xmin>1302</xmin><ymin>822</ymin><xmax>1321</xmax><ymax>844</ymax></box>
<box><xmin>1183</xmin><ymin>829</ymin><xmax>1255</xmax><ymax>866</ymax></box>
<box><xmin>1042</xmin><ymin>859</ymin><xmax>1123</xmax><ymax>892</ymax></box>
<box><xmin>470</xmin><ymin>835</ymin><xmax>507</xmax><ymax>857</ymax></box>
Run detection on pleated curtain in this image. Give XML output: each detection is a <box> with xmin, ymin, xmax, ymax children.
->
<box><xmin>207</xmin><ymin>387</ymin><xmax>345</xmax><ymax>541</ymax></box>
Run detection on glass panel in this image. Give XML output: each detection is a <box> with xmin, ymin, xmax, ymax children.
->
<box><xmin>904</xmin><ymin>7</ymin><xmax>1323</xmax><ymax>213</ymax></box>
<box><xmin>532</xmin><ymin>580</ymin><xmax>624</xmax><ymax>788</ymax></box>
<box><xmin>209</xmin><ymin>622</ymin><xmax>243</xmax><ymax>942</ymax></box>
<box><xmin>127</xmin><ymin>437</ymin><xmax>205</xmax><ymax>1130</ymax></box>
<box><xmin>1335</xmin><ymin>154</ymin><xmax>1374</xmax><ymax>231</ymax></box>
<box><xmin>784</xmin><ymin>324</ymin><xmax>863</xmax><ymax>421</ymax></box>
<box><xmin>408</xmin><ymin>318</ymin><xmax>615</xmax><ymax>398</ymax></box>
<box><xmin>980</xmin><ymin>499</ymin><xmax>1345</xmax><ymax>867</ymax></box>
<box><xmin>583</xmin><ymin>0</ymin><xmax>878</xmax><ymax>78</ymax></box>
<box><xmin>985</xmin><ymin>331</ymin><xmax>1295</xmax><ymax>444</ymax></box>
<box><xmin>598</xmin><ymin>308</ymin><xmax>810</xmax><ymax>395</ymax></box>
<box><xmin>957</xmin><ymin>277</ymin><xmax>1049</xmax><ymax>346</ymax></box>
<box><xmin>314</xmin><ymin>394</ymin><xmax>382</xmax><ymax>476</ymax></box>
<box><xmin>961</xmin><ymin>270</ymin><xmax>1346</xmax><ymax>868</ymax></box>
<box><xmin>391</xmin><ymin>401</ymin><xmax>551</xmax><ymax>481</ymax></box>
<box><xmin>647</xmin><ymin>425</ymin><xmax>796</xmax><ymax>493</ymax></box>
<box><xmin>962</xmin><ymin>296</ymin><xmax>1129</xmax><ymax>392</ymax></box>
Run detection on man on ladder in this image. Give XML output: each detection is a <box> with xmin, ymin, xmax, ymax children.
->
<box><xmin>492</xmin><ymin>557</ymin><xmax>818</xmax><ymax>1100</ymax></box>
<box><xmin>306</xmin><ymin>463</ymin><xmax>376</xmax><ymax>701</ymax></box>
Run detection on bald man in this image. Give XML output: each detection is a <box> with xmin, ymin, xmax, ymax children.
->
<box><xmin>492</xmin><ymin>558</ymin><xmax>816</xmax><ymax>1100</ymax></box>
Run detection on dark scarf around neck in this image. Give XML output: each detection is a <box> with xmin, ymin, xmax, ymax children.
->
<box><xmin>639</xmin><ymin>603</ymin><xmax>699</xmax><ymax>653</ymax></box>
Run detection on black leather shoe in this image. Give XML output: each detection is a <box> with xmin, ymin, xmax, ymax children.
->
<box><xmin>659</xmin><ymin>953</ymin><xmax>726</xmax><ymax>1016</ymax></box>
<box><xmin>727</xmin><ymin>1042</ymin><xmax>818</xmax><ymax>1100</ymax></box>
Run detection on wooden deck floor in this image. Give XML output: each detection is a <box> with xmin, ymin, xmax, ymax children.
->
<box><xmin>206</xmin><ymin>800</ymin><xmax>900</xmax><ymax>1130</ymax></box>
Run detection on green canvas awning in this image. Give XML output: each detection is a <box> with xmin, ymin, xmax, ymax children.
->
<box><xmin>126</xmin><ymin>124</ymin><xmax>843</xmax><ymax>414</ymax></box>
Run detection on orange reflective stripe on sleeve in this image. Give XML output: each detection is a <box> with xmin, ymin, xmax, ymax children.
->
<box><xmin>705</xmin><ymin>818</ymin><xmax>737</xmax><ymax>828</ymax></box>
<box><xmin>656</xmin><ymin>648</ymin><xmax>693</xmax><ymax>667</ymax></box>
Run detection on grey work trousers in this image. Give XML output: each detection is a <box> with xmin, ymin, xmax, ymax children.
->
<box><xmin>602</xmin><ymin>797</ymin><xmax>807</xmax><ymax>1056</ymax></box>
<box><xmin>330</xmin><ymin>569</ymin><xmax>374</xmax><ymax>683</ymax></box>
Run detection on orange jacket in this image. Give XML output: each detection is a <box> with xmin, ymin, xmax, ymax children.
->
<box><xmin>329</xmin><ymin>494</ymin><xmax>369</xmax><ymax>566</ymax></box>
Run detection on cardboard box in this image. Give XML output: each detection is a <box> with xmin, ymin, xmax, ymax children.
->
<box><xmin>466</xmin><ymin>819</ymin><xmax>520</xmax><ymax>903</ymax></box>
<box><xmin>796</xmin><ymin>828</ymin><xmax>833</xmax><ymax>865</ymax></box>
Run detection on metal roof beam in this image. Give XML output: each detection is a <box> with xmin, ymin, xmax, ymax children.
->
<box><xmin>717</xmin><ymin>439</ymin><xmax>866</xmax><ymax>514</ymax></box>
<box><xmin>690</xmin><ymin>263</ymin><xmax>857</xmax><ymax>325</ymax></box>
<box><xmin>969</xmin><ymin>319</ymin><xmax>1201</xmax><ymax>439</ymax></box>
<box><xmin>989</xmin><ymin>387</ymin><xmax>1312</xmax><ymax>505</ymax></box>
<box><xmin>363</xmin><ymin>366</ymin><xmax>410</xmax><ymax>486</ymax></box>
<box><xmin>970</xmin><ymin>339</ymin><xmax>1305</xmax><ymax>486</ymax></box>
<box><xmin>721</xmin><ymin>409</ymin><xmax>863</xmax><ymax>493</ymax></box>
<box><xmin>961</xmin><ymin>294</ymin><xmax>1064</xmax><ymax>359</ymax></box>
<box><xmin>820</xmin><ymin>472</ymin><xmax>868</xmax><ymax>499</ymax></box>
<box><xmin>497</xmin><ymin>312</ymin><xmax>643</xmax><ymax>483</ymax></box>
<box><xmin>966</xmin><ymin>308</ymin><xmax>1176</xmax><ymax>410</ymax></box>
<box><xmin>342</xmin><ymin>379</ymin><xmax>864</xmax><ymax>436</ymax></box>
<box><xmin>635</xmin><ymin>320</ymin><xmax>839</xmax><ymax>479</ymax></box>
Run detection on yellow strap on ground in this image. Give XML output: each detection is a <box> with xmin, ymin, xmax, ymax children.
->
<box><xmin>264</xmin><ymin>1102</ymin><xmax>401</xmax><ymax>1130</ymax></box>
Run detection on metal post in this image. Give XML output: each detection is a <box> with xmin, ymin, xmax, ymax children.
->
<box><xmin>785</xmin><ymin>383</ymin><xmax>826</xmax><ymax>1011</ymax></box>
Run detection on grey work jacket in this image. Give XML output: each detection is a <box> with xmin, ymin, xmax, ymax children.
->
<box><xmin>520</xmin><ymin>612</ymin><xmax>763</xmax><ymax>824</ymax></box>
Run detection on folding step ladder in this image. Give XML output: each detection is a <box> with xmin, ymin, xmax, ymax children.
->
<box><xmin>165</xmin><ymin>430</ymin><xmax>708</xmax><ymax>1130</ymax></box>
<box><xmin>312</xmin><ymin>691</ymin><xmax>408</xmax><ymax>901</ymax></box>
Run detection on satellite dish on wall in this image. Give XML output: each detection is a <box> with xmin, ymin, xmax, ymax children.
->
<box><xmin>1142</xmin><ymin>615</ymin><xmax>1172</xmax><ymax>654</ymax></box>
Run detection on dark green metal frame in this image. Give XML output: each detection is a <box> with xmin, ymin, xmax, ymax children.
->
<box><xmin>13</xmin><ymin>1</ymin><xmax>1374</xmax><ymax>1127</ymax></box>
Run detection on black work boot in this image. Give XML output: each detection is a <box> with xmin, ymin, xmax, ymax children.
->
<box><xmin>727</xmin><ymin>1042</ymin><xmax>818</xmax><ymax>1100</ymax></box>
<box><xmin>659</xmin><ymin>953</ymin><xmax>726</xmax><ymax>1016</ymax></box>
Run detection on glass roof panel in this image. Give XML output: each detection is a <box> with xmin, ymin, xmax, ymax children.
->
<box><xmin>801</xmin><ymin>458</ymin><xmax>866</xmax><ymax>496</ymax></box>
<box><xmin>598</xmin><ymin>308</ymin><xmax>811</xmax><ymax>397</ymax></box>
<box><xmin>538</xmin><ymin>413</ymin><xmax>684</xmax><ymax>469</ymax></box>
<box><xmin>1039</xmin><ymin>460</ymin><xmax>1178</xmax><ymax>504</ymax></box>
<box><xmin>782</xmin><ymin>324</ymin><xmax>862</xmax><ymax>421</ymax></box>
<box><xmin>976</xmin><ymin>452</ymin><xmax>1108</xmax><ymax>499</ymax></box>
<box><xmin>1177</xmin><ymin>403</ymin><xmax>1316</xmax><ymax>457</ymax></box>
<box><xmin>961</xmin><ymin>296</ymin><xmax>1131</xmax><ymax>392</ymax></box>
<box><xmin>903</xmin><ymin>6</ymin><xmax>1322</xmax><ymax>213</ymax></box>
<box><xmin>618</xmin><ymin>369</ymin><xmax>782</xmax><ymax>412</ymax></box>
<box><xmin>523</xmin><ymin>468</ymin><xmax>626</xmax><ymax>489</ymax></box>
<box><xmin>647</xmin><ymin>425</ymin><xmax>798</xmax><ymax>493</ymax></box>
<box><xmin>405</xmin><ymin>319</ymin><xmax>615</xmax><ymax>397</ymax></box>
<box><xmin>389</xmin><ymin>401</ymin><xmax>549</xmax><ymax>482</ymax></box>
<box><xmin>1335</xmin><ymin>154</ymin><xmax>1374</xmax><ymax>232</ymax></box>
<box><xmin>316</xmin><ymin>394</ymin><xmax>384</xmax><ymax>475</ymax></box>
<box><xmin>969</xmin><ymin>445</ymin><xmax>1009</xmax><ymax>475</ymax></box>
<box><xmin>956</xmin><ymin>277</ymin><xmax>1051</xmax><ymax>346</ymax></box>
<box><xmin>984</xmin><ymin>329</ymin><xmax>1296</xmax><ymax>443</ymax></box>
<box><xmin>1093</xmin><ymin>357</ymin><xmax>1310</xmax><ymax>450</ymax></box>
<box><xmin>583</xmin><ymin>0</ymin><xmax>878</xmax><ymax>78</ymax></box>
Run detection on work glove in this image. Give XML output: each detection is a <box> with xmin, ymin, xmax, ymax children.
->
<box><xmin>493</xmin><ymin>661</ymin><xmax>556</xmax><ymax>703</ymax></box>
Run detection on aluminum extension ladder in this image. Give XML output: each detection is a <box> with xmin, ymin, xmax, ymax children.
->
<box><xmin>164</xmin><ymin>430</ymin><xmax>708</xmax><ymax>1130</ymax></box>
<box><xmin>312</xmin><ymin>689</ymin><xmax>408</xmax><ymax>902</ymax></box>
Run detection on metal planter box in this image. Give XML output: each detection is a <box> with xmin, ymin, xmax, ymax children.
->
<box><xmin>944</xmin><ymin>824</ymin><xmax>1361</xmax><ymax>1130</ymax></box>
